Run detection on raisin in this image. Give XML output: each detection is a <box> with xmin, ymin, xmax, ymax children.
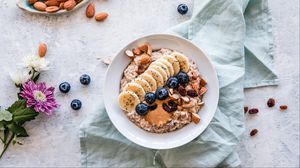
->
<box><xmin>280</xmin><ymin>105</ymin><xmax>288</xmax><ymax>110</ymax></box>
<box><xmin>178</xmin><ymin>85</ymin><xmax>187</xmax><ymax>96</ymax></box>
<box><xmin>162</xmin><ymin>103</ymin><xmax>176</xmax><ymax>113</ymax></box>
<box><xmin>250</xmin><ymin>129</ymin><xmax>258</xmax><ymax>136</ymax></box>
<box><xmin>267</xmin><ymin>98</ymin><xmax>275</xmax><ymax>107</ymax></box>
<box><xmin>244</xmin><ymin>106</ymin><xmax>248</xmax><ymax>113</ymax></box>
<box><xmin>168</xmin><ymin>101</ymin><xmax>177</xmax><ymax>108</ymax></box>
<box><xmin>248</xmin><ymin>108</ymin><xmax>259</xmax><ymax>114</ymax></box>
<box><xmin>148</xmin><ymin>104</ymin><xmax>158</xmax><ymax>111</ymax></box>
<box><xmin>187</xmin><ymin>89</ymin><xmax>198</xmax><ymax>97</ymax></box>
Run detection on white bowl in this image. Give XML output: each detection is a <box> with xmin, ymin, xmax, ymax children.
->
<box><xmin>104</xmin><ymin>34</ymin><xmax>219</xmax><ymax>149</ymax></box>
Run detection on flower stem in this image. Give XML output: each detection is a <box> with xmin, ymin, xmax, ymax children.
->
<box><xmin>0</xmin><ymin>133</ymin><xmax>14</xmax><ymax>159</ymax></box>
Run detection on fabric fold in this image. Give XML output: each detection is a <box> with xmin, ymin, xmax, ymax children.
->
<box><xmin>80</xmin><ymin>0</ymin><xmax>278</xmax><ymax>167</ymax></box>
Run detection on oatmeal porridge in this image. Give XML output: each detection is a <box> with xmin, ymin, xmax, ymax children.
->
<box><xmin>118</xmin><ymin>43</ymin><xmax>207</xmax><ymax>133</ymax></box>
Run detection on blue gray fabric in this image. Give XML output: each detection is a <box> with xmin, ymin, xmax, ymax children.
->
<box><xmin>80</xmin><ymin>0</ymin><xmax>278</xmax><ymax>167</ymax></box>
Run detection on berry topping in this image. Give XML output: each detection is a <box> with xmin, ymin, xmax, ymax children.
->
<box><xmin>135</xmin><ymin>103</ymin><xmax>149</xmax><ymax>116</ymax></box>
<box><xmin>155</xmin><ymin>87</ymin><xmax>169</xmax><ymax>100</ymax></box>
<box><xmin>176</xmin><ymin>71</ymin><xmax>189</xmax><ymax>85</ymax></box>
<box><xmin>144</xmin><ymin>92</ymin><xmax>156</xmax><ymax>104</ymax></box>
<box><xmin>166</xmin><ymin>77</ymin><xmax>179</xmax><ymax>89</ymax></box>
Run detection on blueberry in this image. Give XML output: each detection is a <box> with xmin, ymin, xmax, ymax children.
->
<box><xmin>166</xmin><ymin>77</ymin><xmax>179</xmax><ymax>89</ymax></box>
<box><xmin>155</xmin><ymin>87</ymin><xmax>169</xmax><ymax>100</ymax></box>
<box><xmin>176</xmin><ymin>71</ymin><xmax>189</xmax><ymax>84</ymax></box>
<box><xmin>71</xmin><ymin>99</ymin><xmax>82</xmax><ymax>110</ymax></box>
<box><xmin>59</xmin><ymin>82</ymin><xmax>71</xmax><ymax>93</ymax></box>
<box><xmin>135</xmin><ymin>103</ymin><xmax>149</xmax><ymax>116</ymax></box>
<box><xmin>144</xmin><ymin>92</ymin><xmax>156</xmax><ymax>104</ymax></box>
<box><xmin>80</xmin><ymin>74</ymin><xmax>91</xmax><ymax>85</ymax></box>
<box><xmin>177</xmin><ymin>4</ymin><xmax>188</xmax><ymax>15</ymax></box>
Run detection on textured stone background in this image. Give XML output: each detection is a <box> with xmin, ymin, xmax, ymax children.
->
<box><xmin>0</xmin><ymin>0</ymin><xmax>299</xmax><ymax>167</ymax></box>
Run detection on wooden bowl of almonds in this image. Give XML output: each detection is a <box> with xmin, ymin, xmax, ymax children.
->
<box><xmin>17</xmin><ymin>0</ymin><xmax>90</xmax><ymax>15</ymax></box>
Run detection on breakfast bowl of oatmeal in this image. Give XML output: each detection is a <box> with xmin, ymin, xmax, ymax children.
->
<box><xmin>104</xmin><ymin>34</ymin><xmax>219</xmax><ymax>149</ymax></box>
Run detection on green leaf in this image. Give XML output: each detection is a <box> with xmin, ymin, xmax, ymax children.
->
<box><xmin>32</xmin><ymin>73</ymin><xmax>40</xmax><ymax>82</ymax></box>
<box><xmin>7</xmin><ymin>100</ymin><xmax>39</xmax><ymax>124</ymax></box>
<box><xmin>7</xmin><ymin>123</ymin><xmax>28</xmax><ymax>137</ymax></box>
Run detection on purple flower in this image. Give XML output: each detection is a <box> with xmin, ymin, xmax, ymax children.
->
<box><xmin>20</xmin><ymin>80</ymin><xmax>58</xmax><ymax>115</ymax></box>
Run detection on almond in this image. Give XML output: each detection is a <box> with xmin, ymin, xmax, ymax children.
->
<box><xmin>138</xmin><ymin>44</ymin><xmax>148</xmax><ymax>53</ymax></box>
<box><xmin>140</xmin><ymin>53</ymin><xmax>151</xmax><ymax>64</ymax></box>
<box><xmin>132</xmin><ymin>48</ymin><xmax>142</xmax><ymax>55</ymax></box>
<box><xmin>46</xmin><ymin>6</ymin><xmax>60</xmax><ymax>13</ymax></box>
<box><xmin>38</xmin><ymin>43</ymin><xmax>47</xmax><ymax>57</ymax></box>
<box><xmin>199</xmin><ymin>87</ymin><xmax>207</xmax><ymax>95</ymax></box>
<box><xmin>63</xmin><ymin>0</ymin><xmax>76</xmax><ymax>11</ymax></box>
<box><xmin>146</xmin><ymin>43</ymin><xmax>152</xmax><ymax>55</ymax></box>
<box><xmin>33</xmin><ymin>2</ymin><xmax>47</xmax><ymax>11</ymax></box>
<box><xmin>45</xmin><ymin>0</ymin><xmax>60</xmax><ymax>6</ymax></box>
<box><xmin>85</xmin><ymin>3</ymin><xmax>95</xmax><ymax>18</ymax></box>
<box><xmin>59</xmin><ymin>2</ymin><xmax>64</xmax><ymax>9</ymax></box>
<box><xmin>191</xmin><ymin>113</ymin><xmax>200</xmax><ymax>124</ymax></box>
<box><xmin>125</xmin><ymin>50</ymin><xmax>134</xmax><ymax>58</ymax></box>
<box><xmin>95</xmin><ymin>12</ymin><xmax>109</xmax><ymax>21</ymax></box>
<box><xmin>28</xmin><ymin>0</ymin><xmax>37</xmax><ymax>5</ymax></box>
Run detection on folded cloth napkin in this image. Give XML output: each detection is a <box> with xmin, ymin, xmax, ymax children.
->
<box><xmin>80</xmin><ymin>0</ymin><xmax>278</xmax><ymax>167</ymax></box>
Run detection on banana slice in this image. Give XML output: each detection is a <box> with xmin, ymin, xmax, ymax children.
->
<box><xmin>118</xmin><ymin>91</ymin><xmax>140</xmax><ymax>112</ymax></box>
<box><xmin>133</xmin><ymin>78</ymin><xmax>152</xmax><ymax>93</ymax></box>
<box><xmin>145</xmin><ymin>69</ymin><xmax>164</xmax><ymax>87</ymax></box>
<box><xmin>163</xmin><ymin>55</ymin><xmax>180</xmax><ymax>75</ymax></box>
<box><xmin>148</xmin><ymin>65</ymin><xmax>168</xmax><ymax>83</ymax></box>
<box><xmin>157</xmin><ymin>58</ymin><xmax>175</xmax><ymax>76</ymax></box>
<box><xmin>124</xmin><ymin>82</ymin><xmax>145</xmax><ymax>101</ymax></box>
<box><xmin>151</xmin><ymin>61</ymin><xmax>170</xmax><ymax>78</ymax></box>
<box><xmin>171</xmin><ymin>52</ymin><xmax>190</xmax><ymax>72</ymax></box>
<box><xmin>139</xmin><ymin>73</ymin><xmax>157</xmax><ymax>91</ymax></box>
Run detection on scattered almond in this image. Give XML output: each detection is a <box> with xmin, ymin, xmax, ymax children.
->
<box><xmin>59</xmin><ymin>2</ymin><xmax>64</xmax><ymax>9</ymax></box>
<box><xmin>28</xmin><ymin>0</ymin><xmax>38</xmax><ymax>5</ymax></box>
<box><xmin>95</xmin><ymin>12</ymin><xmax>109</xmax><ymax>22</ymax></box>
<box><xmin>191</xmin><ymin>113</ymin><xmax>200</xmax><ymax>124</ymax></box>
<box><xmin>140</xmin><ymin>53</ymin><xmax>151</xmax><ymax>64</ymax></box>
<box><xmin>85</xmin><ymin>3</ymin><xmax>95</xmax><ymax>18</ymax></box>
<box><xmin>132</xmin><ymin>48</ymin><xmax>142</xmax><ymax>55</ymax></box>
<box><xmin>125</xmin><ymin>50</ymin><xmax>134</xmax><ymax>58</ymax></box>
<box><xmin>33</xmin><ymin>2</ymin><xmax>47</xmax><ymax>11</ymax></box>
<box><xmin>279</xmin><ymin>105</ymin><xmax>288</xmax><ymax>110</ymax></box>
<box><xmin>38</xmin><ymin>43</ymin><xmax>47</xmax><ymax>57</ymax></box>
<box><xmin>146</xmin><ymin>43</ymin><xmax>152</xmax><ymax>55</ymax></box>
<box><xmin>63</xmin><ymin>0</ymin><xmax>76</xmax><ymax>11</ymax></box>
<box><xmin>45</xmin><ymin>6</ymin><xmax>60</xmax><ymax>13</ymax></box>
<box><xmin>45</xmin><ymin>0</ymin><xmax>60</xmax><ymax>6</ymax></box>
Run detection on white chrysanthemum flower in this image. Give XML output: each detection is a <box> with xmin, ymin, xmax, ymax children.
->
<box><xmin>9</xmin><ymin>69</ymin><xmax>32</xmax><ymax>85</ymax></box>
<box><xmin>23</xmin><ymin>55</ymin><xmax>49</xmax><ymax>72</ymax></box>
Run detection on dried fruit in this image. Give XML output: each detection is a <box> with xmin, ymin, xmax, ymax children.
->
<box><xmin>86</xmin><ymin>3</ymin><xmax>95</xmax><ymax>18</ymax></box>
<box><xmin>187</xmin><ymin>89</ymin><xmax>198</xmax><ymax>97</ymax></box>
<box><xmin>95</xmin><ymin>12</ymin><xmax>109</xmax><ymax>21</ymax></box>
<box><xmin>162</xmin><ymin>103</ymin><xmax>176</xmax><ymax>113</ymax></box>
<box><xmin>59</xmin><ymin>2</ymin><xmax>64</xmax><ymax>9</ymax></box>
<box><xmin>63</xmin><ymin>0</ymin><xmax>76</xmax><ymax>11</ymax></box>
<box><xmin>38</xmin><ymin>43</ymin><xmax>47</xmax><ymax>57</ymax></box>
<box><xmin>33</xmin><ymin>2</ymin><xmax>47</xmax><ymax>11</ymax></box>
<box><xmin>248</xmin><ymin>108</ymin><xmax>259</xmax><ymax>114</ymax></box>
<box><xmin>140</xmin><ymin>53</ymin><xmax>151</xmax><ymax>64</ymax></box>
<box><xmin>280</xmin><ymin>105</ymin><xmax>288</xmax><ymax>110</ymax></box>
<box><xmin>45</xmin><ymin>6</ymin><xmax>60</xmax><ymax>13</ymax></box>
<box><xmin>199</xmin><ymin>87</ymin><xmax>207</xmax><ymax>95</ymax></box>
<box><xmin>178</xmin><ymin>85</ymin><xmax>187</xmax><ymax>96</ymax></box>
<box><xmin>45</xmin><ymin>0</ymin><xmax>60</xmax><ymax>6</ymax></box>
<box><xmin>191</xmin><ymin>113</ymin><xmax>200</xmax><ymax>124</ymax></box>
<box><xmin>148</xmin><ymin>104</ymin><xmax>158</xmax><ymax>111</ymax></box>
<box><xmin>250</xmin><ymin>129</ymin><xmax>258</xmax><ymax>136</ymax></box>
<box><xmin>132</xmin><ymin>48</ymin><xmax>142</xmax><ymax>55</ymax></box>
<box><xmin>244</xmin><ymin>106</ymin><xmax>248</xmax><ymax>113</ymax></box>
<box><xmin>267</xmin><ymin>98</ymin><xmax>275</xmax><ymax>107</ymax></box>
<box><xmin>28</xmin><ymin>0</ymin><xmax>38</xmax><ymax>5</ymax></box>
<box><xmin>200</xmin><ymin>78</ymin><xmax>207</xmax><ymax>86</ymax></box>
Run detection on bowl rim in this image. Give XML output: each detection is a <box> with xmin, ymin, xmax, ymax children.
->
<box><xmin>103</xmin><ymin>33</ymin><xmax>219</xmax><ymax>149</ymax></box>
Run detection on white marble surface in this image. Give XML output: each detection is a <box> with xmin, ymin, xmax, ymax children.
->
<box><xmin>0</xmin><ymin>0</ymin><xmax>299</xmax><ymax>167</ymax></box>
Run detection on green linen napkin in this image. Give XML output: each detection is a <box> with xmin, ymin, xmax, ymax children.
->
<box><xmin>80</xmin><ymin>0</ymin><xmax>278</xmax><ymax>167</ymax></box>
